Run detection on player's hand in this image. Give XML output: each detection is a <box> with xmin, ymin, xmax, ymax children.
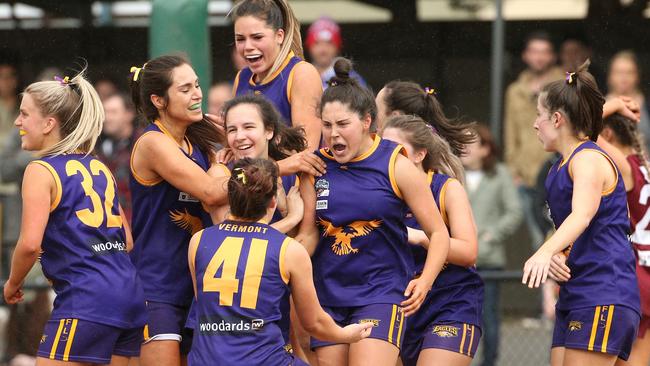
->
<box><xmin>285</xmin><ymin>186</ymin><xmax>304</xmax><ymax>221</ymax></box>
<box><xmin>278</xmin><ymin>151</ymin><xmax>326</xmax><ymax>177</ymax></box>
<box><xmin>214</xmin><ymin>148</ymin><xmax>234</xmax><ymax>165</ymax></box>
<box><xmin>3</xmin><ymin>280</ymin><xmax>24</xmax><ymax>304</ymax></box>
<box><xmin>204</xmin><ymin>113</ymin><xmax>225</xmax><ymax>130</ymax></box>
<box><xmin>401</xmin><ymin>277</ymin><xmax>432</xmax><ymax>316</ymax></box>
<box><xmin>618</xmin><ymin>96</ymin><xmax>641</xmax><ymax>122</ymax></box>
<box><xmin>341</xmin><ymin>322</ymin><xmax>373</xmax><ymax>343</ymax></box>
<box><xmin>548</xmin><ymin>253</ymin><xmax>571</xmax><ymax>282</ymax></box>
<box><xmin>522</xmin><ymin>247</ymin><xmax>553</xmax><ymax>288</ymax></box>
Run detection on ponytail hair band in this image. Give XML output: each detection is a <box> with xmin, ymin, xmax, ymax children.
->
<box><xmin>424</xmin><ymin>87</ymin><xmax>436</xmax><ymax>95</ymax></box>
<box><xmin>565</xmin><ymin>72</ymin><xmax>576</xmax><ymax>85</ymax></box>
<box><xmin>130</xmin><ymin>63</ymin><xmax>147</xmax><ymax>82</ymax></box>
<box><xmin>54</xmin><ymin>75</ymin><xmax>80</xmax><ymax>95</ymax></box>
<box><xmin>233</xmin><ymin>167</ymin><xmax>247</xmax><ymax>185</ymax></box>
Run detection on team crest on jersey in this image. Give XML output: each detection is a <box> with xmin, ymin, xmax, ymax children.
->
<box><xmin>178</xmin><ymin>192</ymin><xmax>199</xmax><ymax>203</ymax></box>
<box><xmin>317</xmin><ymin>218</ymin><xmax>382</xmax><ymax>255</ymax></box>
<box><xmin>432</xmin><ymin>325</ymin><xmax>459</xmax><ymax>337</ymax></box>
<box><xmin>40</xmin><ymin>334</ymin><xmax>47</xmax><ymax>344</ymax></box>
<box><xmin>569</xmin><ymin>321</ymin><xmax>582</xmax><ymax>331</ymax></box>
<box><xmin>358</xmin><ymin>319</ymin><xmax>380</xmax><ymax>327</ymax></box>
<box><xmin>169</xmin><ymin>209</ymin><xmax>203</xmax><ymax>235</ymax></box>
<box><xmin>315</xmin><ymin>179</ymin><xmax>330</xmax><ymax>197</ymax></box>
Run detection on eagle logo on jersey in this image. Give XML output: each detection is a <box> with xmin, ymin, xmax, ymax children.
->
<box><xmin>317</xmin><ymin>218</ymin><xmax>382</xmax><ymax>255</ymax></box>
<box><xmin>169</xmin><ymin>209</ymin><xmax>203</xmax><ymax>235</ymax></box>
<box><xmin>432</xmin><ymin>325</ymin><xmax>459</xmax><ymax>337</ymax></box>
<box><xmin>569</xmin><ymin>321</ymin><xmax>582</xmax><ymax>331</ymax></box>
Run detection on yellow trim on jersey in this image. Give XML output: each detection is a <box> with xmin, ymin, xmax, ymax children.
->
<box><xmin>395</xmin><ymin>307</ymin><xmax>404</xmax><ymax>347</ymax></box>
<box><xmin>249</xmin><ymin>51</ymin><xmax>296</xmax><ymax>86</ymax></box>
<box><xmin>279</xmin><ymin>237</ymin><xmax>291</xmax><ymax>284</ymax></box>
<box><xmin>388</xmin><ymin>305</ymin><xmax>397</xmax><ymax>344</ymax></box>
<box><xmin>232</xmin><ymin>70</ymin><xmax>242</xmax><ymax>97</ymax></box>
<box><xmin>286</xmin><ymin>61</ymin><xmax>305</xmax><ymax>103</ymax></box>
<box><xmin>602</xmin><ymin>305</ymin><xmax>615</xmax><ymax>353</ymax></box>
<box><xmin>143</xmin><ymin>324</ymin><xmax>150</xmax><ymax>341</ymax></box>
<box><xmin>389</xmin><ymin>145</ymin><xmax>405</xmax><ymax>199</ymax></box>
<box><xmin>130</xmin><ymin>131</ymin><xmax>164</xmax><ymax>186</ymax></box>
<box><xmin>559</xmin><ymin>140</ymin><xmax>589</xmax><ymax>168</ymax></box>
<box><xmin>32</xmin><ymin>161</ymin><xmax>63</xmax><ymax>212</ymax></box>
<box><xmin>154</xmin><ymin>120</ymin><xmax>193</xmax><ymax>156</ymax></box>
<box><xmin>426</xmin><ymin>169</ymin><xmax>434</xmax><ymax>184</ymax></box>
<box><xmin>467</xmin><ymin>325</ymin><xmax>475</xmax><ymax>356</ymax></box>
<box><xmin>439</xmin><ymin>179</ymin><xmax>452</xmax><ymax>226</ymax></box>
<box><xmin>459</xmin><ymin>324</ymin><xmax>467</xmax><ymax>354</ymax></box>
<box><xmin>568</xmin><ymin>148</ymin><xmax>619</xmax><ymax>195</ymax></box>
<box><xmin>216</xmin><ymin>163</ymin><xmax>231</xmax><ymax>177</ymax></box>
<box><xmin>62</xmin><ymin>318</ymin><xmax>78</xmax><ymax>361</ymax></box>
<box><xmin>588</xmin><ymin>306</ymin><xmax>602</xmax><ymax>351</ymax></box>
<box><xmin>50</xmin><ymin>318</ymin><xmax>65</xmax><ymax>359</ymax></box>
<box><xmin>351</xmin><ymin>134</ymin><xmax>381</xmax><ymax>162</ymax></box>
<box><xmin>190</xmin><ymin>229</ymin><xmax>204</xmax><ymax>278</ymax></box>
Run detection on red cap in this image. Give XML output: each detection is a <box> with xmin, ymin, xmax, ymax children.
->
<box><xmin>306</xmin><ymin>17</ymin><xmax>342</xmax><ymax>50</ymax></box>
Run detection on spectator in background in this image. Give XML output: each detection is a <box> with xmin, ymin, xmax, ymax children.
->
<box><xmin>207</xmin><ymin>82</ymin><xmax>232</xmax><ymax>116</ymax></box>
<box><xmin>0</xmin><ymin>56</ymin><xmax>19</xmax><ymax>150</ymax></box>
<box><xmin>305</xmin><ymin>16</ymin><xmax>366</xmax><ymax>89</ymax></box>
<box><xmin>94</xmin><ymin>77</ymin><xmax>119</xmax><ymax>101</ymax></box>
<box><xmin>461</xmin><ymin>124</ymin><xmax>522</xmax><ymax>366</ymax></box>
<box><xmin>607</xmin><ymin>50</ymin><xmax>650</xmax><ymax>150</ymax></box>
<box><xmin>96</xmin><ymin>93</ymin><xmax>138</xmax><ymax>221</ymax></box>
<box><xmin>504</xmin><ymin>31</ymin><xmax>563</xmax><ymax>250</ymax></box>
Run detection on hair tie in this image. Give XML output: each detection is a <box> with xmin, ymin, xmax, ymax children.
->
<box><xmin>233</xmin><ymin>167</ymin><xmax>247</xmax><ymax>185</ymax></box>
<box><xmin>424</xmin><ymin>87</ymin><xmax>436</xmax><ymax>95</ymax></box>
<box><xmin>565</xmin><ymin>72</ymin><xmax>576</xmax><ymax>85</ymax></box>
<box><xmin>328</xmin><ymin>80</ymin><xmax>338</xmax><ymax>87</ymax></box>
<box><xmin>130</xmin><ymin>63</ymin><xmax>147</xmax><ymax>82</ymax></box>
<box><xmin>54</xmin><ymin>75</ymin><xmax>70</xmax><ymax>86</ymax></box>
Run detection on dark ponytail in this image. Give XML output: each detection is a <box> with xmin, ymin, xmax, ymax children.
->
<box><xmin>540</xmin><ymin>59</ymin><xmax>604</xmax><ymax>141</ymax></box>
<box><xmin>382</xmin><ymin>81</ymin><xmax>475</xmax><ymax>156</ymax></box>
<box><xmin>129</xmin><ymin>54</ymin><xmax>223</xmax><ymax>155</ymax></box>
<box><xmin>222</xmin><ymin>94</ymin><xmax>307</xmax><ymax>160</ymax></box>
<box><xmin>603</xmin><ymin>113</ymin><xmax>650</xmax><ymax>173</ymax></box>
<box><xmin>320</xmin><ymin>58</ymin><xmax>376</xmax><ymax>122</ymax></box>
<box><xmin>228</xmin><ymin>158</ymin><xmax>279</xmax><ymax>221</ymax></box>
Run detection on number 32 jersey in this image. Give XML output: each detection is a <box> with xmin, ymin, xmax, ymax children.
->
<box><xmin>33</xmin><ymin>155</ymin><xmax>146</xmax><ymax>329</ymax></box>
<box><xmin>188</xmin><ymin>220</ymin><xmax>293</xmax><ymax>366</ymax></box>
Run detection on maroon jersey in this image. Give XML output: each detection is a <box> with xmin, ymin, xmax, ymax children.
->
<box><xmin>627</xmin><ymin>154</ymin><xmax>650</xmax><ymax>316</ymax></box>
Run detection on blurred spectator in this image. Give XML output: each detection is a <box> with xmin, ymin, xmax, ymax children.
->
<box><xmin>305</xmin><ymin>16</ymin><xmax>366</xmax><ymax>89</ymax></box>
<box><xmin>0</xmin><ymin>57</ymin><xmax>18</xmax><ymax>151</ymax></box>
<box><xmin>461</xmin><ymin>124</ymin><xmax>522</xmax><ymax>366</ymax></box>
<box><xmin>96</xmin><ymin>93</ymin><xmax>138</xmax><ymax>221</ymax></box>
<box><xmin>559</xmin><ymin>36</ymin><xmax>606</xmax><ymax>91</ymax></box>
<box><xmin>94</xmin><ymin>77</ymin><xmax>119</xmax><ymax>101</ymax></box>
<box><xmin>504</xmin><ymin>31</ymin><xmax>563</xmax><ymax>249</ymax></box>
<box><xmin>208</xmin><ymin>82</ymin><xmax>232</xmax><ymax>116</ymax></box>
<box><xmin>606</xmin><ymin>50</ymin><xmax>650</xmax><ymax>150</ymax></box>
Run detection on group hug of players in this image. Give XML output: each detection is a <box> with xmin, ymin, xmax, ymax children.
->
<box><xmin>4</xmin><ymin>1</ymin><xmax>650</xmax><ymax>366</ymax></box>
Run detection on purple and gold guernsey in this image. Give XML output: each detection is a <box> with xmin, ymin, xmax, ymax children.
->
<box><xmin>404</xmin><ymin>171</ymin><xmax>483</xmax><ymax>323</ymax></box>
<box><xmin>188</xmin><ymin>220</ymin><xmax>295</xmax><ymax>365</ymax></box>
<box><xmin>34</xmin><ymin>154</ymin><xmax>146</xmax><ymax>328</ymax></box>
<box><xmin>545</xmin><ymin>140</ymin><xmax>640</xmax><ymax>313</ymax></box>
<box><xmin>130</xmin><ymin>121</ymin><xmax>211</xmax><ymax>306</ymax></box>
<box><xmin>312</xmin><ymin>136</ymin><xmax>412</xmax><ymax>306</ymax></box>
<box><xmin>233</xmin><ymin>52</ymin><xmax>304</xmax><ymax>125</ymax></box>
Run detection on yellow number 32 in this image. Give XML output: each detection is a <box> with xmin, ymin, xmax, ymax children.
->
<box><xmin>65</xmin><ymin>159</ymin><xmax>123</xmax><ymax>228</ymax></box>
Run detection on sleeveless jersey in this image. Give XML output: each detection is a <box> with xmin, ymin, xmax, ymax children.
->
<box><xmin>130</xmin><ymin>121</ymin><xmax>211</xmax><ymax>306</ymax></box>
<box><xmin>233</xmin><ymin>52</ymin><xmax>303</xmax><ymax>125</ymax></box>
<box><xmin>312</xmin><ymin>136</ymin><xmax>412</xmax><ymax>306</ymax></box>
<box><xmin>188</xmin><ymin>220</ymin><xmax>292</xmax><ymax>365</ymax></box>
<box><xmin>34</xmin><ymin>154</ymin><xmax>146</xmax><ymax>328</ymax></box>
<box><xmin>545</xmin><ymin>140</ymin><xmax>640</xmax><ymax>312</ymax></box>
<box><xmin>404</xmin><ymin>171</ymin><xmax>483</xmax><ymax>326</ymax></box>
<box><xmin>626</xmin><ymin>154</ymin><xmax>650</xmax><ymax>316</ymax></box>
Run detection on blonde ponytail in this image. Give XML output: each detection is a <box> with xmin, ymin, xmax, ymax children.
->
<box><xmin>25</xmin><ymin>68</ymin><xmax>104</xmax><ymax>157</ymax></box>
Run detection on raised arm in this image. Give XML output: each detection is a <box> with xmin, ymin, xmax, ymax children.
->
<box><xmin>289</xmin><ymin>62</ymin><xmax>323</xmax><ymax>151</ymax></box>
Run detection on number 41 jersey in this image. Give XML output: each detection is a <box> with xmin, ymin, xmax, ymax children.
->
<box><xmin>34</xmin><ymin>154</ymin><xmax>146</xmax><ymax>329</ymax></box>
<box><xmin>189</xmin><ymin>220</ymin><xmax>293</xmax><ymax>366</ymax></box>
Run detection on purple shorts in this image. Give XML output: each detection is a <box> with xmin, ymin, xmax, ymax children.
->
<box><xmin>401</xmin><ymin>322</ymin><xmax>480</xmax><ymax>365</ymax></box>
<box><xmin>552</xmin><ymin>305</ymin><xmax>640</xmax><ymax>361</ymax></box>
<box><xmin>311</xmin><ymin>303</ymin><xmax>405</xmax><ymax>350</ymax></box>
<box><xmin>37</xmin><ymin>318</ymin><xmax>142</xmax><ymax>363</ymax></box>
<box><xmin>144</xmin><ymin>301</ymin><xmax>193</xmax><ymax>354</ymax></box>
